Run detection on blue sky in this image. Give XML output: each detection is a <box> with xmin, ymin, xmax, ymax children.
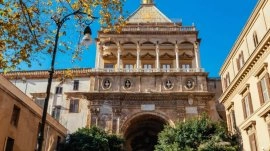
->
<box><xmin>21</xmin><ymin>0</ymin><xmax>257</xmax><ymax>77</ymax></box>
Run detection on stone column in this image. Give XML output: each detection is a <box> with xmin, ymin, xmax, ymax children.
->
<box><xmin>95</xmin><ymin>116</ymin><xmax>98</xmax><ymax>127</ymax></box>
<box><xmin>194</xmin><ymin>42</ymin><xmax>201</xmax><ymax>69</ymax></box>
<box><xmin>113</xmin><ymin>108</ymin><xmax>121</xmax><ymax>135</ymax></box>
<box><xmin>116</xmin><ymin>117</ymin><xmax>120</xmax><ymax>134</ymax></box>
<box><xmin>96</xmin><ymin>42</ymin><xmax>103</xmax><ymax>69</ymax></box>
<box><xmin>156</xmin><ymin>42</ymin><xmax>160</xmax><ymax>71</ymax></box>
<box><xmin>175</xmin><ymin>43</ymin><xmax>179</xmax><ymax>70</ymax></box>
<box><xmin>136</xmin><ymin>42</ymin><xmax>141</xmax><ymax>69</ymax></box>
<box><xmin>117</xmin><ymin>42</ymin><xmax>121</xmax><ymax>70</ymax></box>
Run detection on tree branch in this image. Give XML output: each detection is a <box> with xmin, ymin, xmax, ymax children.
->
<box><xmin>19</xmin><ymin>0</ymin><xmax>39</xmax><ymax>46</ymax></box>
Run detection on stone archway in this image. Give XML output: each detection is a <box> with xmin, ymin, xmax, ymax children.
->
<box><xmin>123</xmin><ymin>113</ymin><xmax>168</xmax><ymax>151</ymax></box>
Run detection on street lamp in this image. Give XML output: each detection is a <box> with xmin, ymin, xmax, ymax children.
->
<box><xmin>37</xmin><ymin>9</ymin><xmax>97</xmax><ymax>151</ymax></box>
<box><xmin>81</xmin><ymin>26</ymin><xmax>93</xmax><ymax>46</ymax></box>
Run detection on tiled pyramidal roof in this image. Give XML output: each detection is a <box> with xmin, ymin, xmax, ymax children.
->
<box><xmin>126</xmin><ymin>2</ymin><xmax>172</xmax><ymax>23</ymax></box>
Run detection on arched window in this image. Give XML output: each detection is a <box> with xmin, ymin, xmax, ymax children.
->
<box><xmin>253</xmin><ymin>31</ymin><xmax>259</xmax><ymax>47</ymax></box>
<box><xmin>236</xmin><ymin>51</ymin><xmax>245</xmax><ymax>71</ymax></box>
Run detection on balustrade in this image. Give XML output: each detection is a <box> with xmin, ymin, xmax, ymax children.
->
<box><xmin>121</xmin><ymin>26</ymin><xmax>195</xmax><ymax>32</ymax></box>
<box><xmin>91</xmin><ymin>68</ymin><xmax>204</xmax><ymax>73</ymax></box>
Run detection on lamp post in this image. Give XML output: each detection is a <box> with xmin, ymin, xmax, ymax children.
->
<box><xmin>37</xmin><ymin>9</ymin><xmax>97</xmax><ymax>151</ymax></box>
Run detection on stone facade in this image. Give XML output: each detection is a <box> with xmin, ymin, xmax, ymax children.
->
<box><xmin>0</xmin><ymin>75</ymin><xmax>67</xmax><ymax>151</ymax></box>
<box><xmin>219</xmin><ymin>0</ymin><xmax>270</xmax><ymax>150</ymax></box>
<box><xmin>2</xmin><ymin>0</ymin><xmax>223</xmax><ymax>150</ymax></box>
<box><xmin>80</xmin><ymin>1</ymin><xmax>223</xmax><ymax>150</ymax></box>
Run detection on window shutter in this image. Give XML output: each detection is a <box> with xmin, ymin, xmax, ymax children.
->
<box><xmin>236</xmin><ymin>58</ymin><xmax>240</xmax><ymax>71</ymax></box>
<box><xmin>228</xmin><ymin>73</ymin><xmax>231</xmax><ymax>84</ymax></box>
<box><xmin>242</xmin><ymin>99</ymin><xmax>247</xmax><ymax>119</ymax></box>
<box><xmin>257</xmin><ymin>81</ymin><xmax>264</xmax><ymax>105</ymax></box>
<box><xmin>248</xmin><ymin>93</ymin><xmax>253</xmax><ymax>114</ymax></box>
<box><xmin>75</xmin><ymin>100</ymin><xmax>79</xmax><ymax>113</ymax></box>
<box><xmin>69</xmin><ymin>100</ymin><xmax>74</xmax><ymax>112</ymax></box>
<box><xmin>265</xmin><ymin>73</ymin><xmax>270</xmax><ymax>100</ymax></box>
<box><xmin>226</xmin><ymin>114</ymin><xmax>232</xmax><ymax>132</ymax></box>
<box><xmin>231</xmin><ymin>110</ymin><xmax>236</xmax><ymax>130</ymax></box>
<box><xmin>249</xmin><ymin>133</ymin><xmax>258</xmax><ymax>151</ymax></box>
<box><xmin>241</xmin><ymin>51</ymin><xmax>245</xmax><ymax>64</ymax></box>
<box><xmin>223</xmin><ymin>78</ymin><xmax>227</xmax><ymax>89</ymax></box>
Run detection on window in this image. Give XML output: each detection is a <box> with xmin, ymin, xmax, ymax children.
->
<box><xmin>236</xmin><ymin>51</ymin><xmax>245</xmax><ymax>71</ymax></box>
<box><xmin>35</xmin><ymin>98</ymin><xmax>45</xmax><ymax>108</ymax></box>
<box><xmin>73</xmin><ymin>80</ymin><xmax>79</xmax><ymax>90</ymax></box>
<box><xmin>181</xmin><ymin>64</ymin><xmax>191</xmax><ymax>72</ymax></box>
<box><xmin>242</xmin><ymin>93</ymin><xmax>253</xmax><ymax>119</ymax></box>
<box><xmin>69</xmin><ymin>99</ymin><xmax>79</xmax><ymax>113</ymax></box>
<box><xmin>243</xmin><ymin>121</ymin><xmax>257</xmax><ymax>151</ymax></box>
<box><xmin>144</xmin><ymin>64</ymin><xmax>152</xmax><ymax>69</ymax></box>
<box><xmin>257</xmin><ymin>73</ymin><xmax>270</xmax><ymax>105</ymax></box>
<box><xmin>253</xmin><ymin>31</ymin><xmax>259</xmax><ymax>47</ymax></box>
<box><xmin>125</xmin><ymin>64</ymin><xmax>133</xmax><ymax>69</ymax></box>
<box><xmin>52</xmin><ymin>106</ymin><xmax>61</xmax><ymax>121</ymax></box>
<box><xmin>226</xmin><ymin>113</ymin><xmax>232</xmax><ymax>132</ymax></box>
<box><xmin>104</xmin><ymin>63</ymin><xmax>114</xmax><ymax>68</ymax></box>
<box><xmin>226</xmin><ymin>73</ymin><xmax>231</xmax><ymax>86</ymax></box>
<box><xmin>249</xmin><ymin>133</ymin><xmax>258</xmax><ymax>151</ymax></box>
<box><xmin>227</xmin><ymin>109</ymin><xmax>236</xmax><ymax>133</ymax></box>
<box><xmin>10</xmin><ymin>105</ymin><xmax>20</xmax><ymax>127</ymax></box>
<box><xmin>181</xmin><ymin>64</ymin><xmax>190</xmax><ymax>69</ymax></box>
<box><xmin>55</xmin><ymin>86</ymin><xmax>63</xmax><ymax>94</ymax></box>
<box><xmin>125</xmin><ymin>64</ymin><xmax>133</xmax><ymax>72</ymax></box>
<box><xmin>104</xmin><ymin>63</ymin><xmax>114</xmax><ymax>72</ymax></box>
<box><xmin>162</xmin><ymin>64</ymin><xmax>170</xmax><ymax>72</ymax></box>
<box><xmin>4</xmin><ymin>137</ymin><xmax>14</xmax><ymax>151</ymax></box>
<box><xmin>143</xmin><ymin>64</ymin><xmax>152</xmax><ymax>72</ymax></box>
<box><xmin>224</xmin><ymin>72</ymin><xmax>231</xmax><ymax>89</ymax></box>
<box><xmin>230</xmin><ymin>110</ymin><xmax>236</xmax><ymax>131</ymax></box>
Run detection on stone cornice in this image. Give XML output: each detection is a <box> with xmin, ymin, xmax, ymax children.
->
<box><xmin>242</xmin><ymin>120</ymin><xmax>256</xmax><ymax>131</ymax></box>
<box><xmin>2</xmin><ymin>68</ymin><xmax>209</xmax><ymax>79</ymax></box>
<box><xmin>66</xmin><ymin>92</ymin><xmax>215</xmax><ymax>101</ymax></box>
<box><xmin>89</xmin><ymin>71</ymin><xmax>209</xmax><ymax>77</ymax></box>
<box><xmin>99</xmin><ymin>30</ymin><xmax>198</xmax><ymax>35</ymax></box>
<box><xmin>2</xmin><ymin>68</ymin><xmax>92</xmax><ymax>79</ymax></box>
<box><xmin>259</xmin><ymin>104</ymin><xmax>270</xmax><ymax>118</ymax></box>
<box><xmin>219</xmin><ymin>31</ymin><xmax>270</xmax><ymax>104</ymax></box>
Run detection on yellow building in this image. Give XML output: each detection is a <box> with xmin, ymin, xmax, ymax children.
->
<box><xmin>0</xmin><ymin>75</ymin><xmax>67</xmax><ymax>151</ymax></box>
<box><xmin>219</xmin><ymin>0</ymin><xmax>270</xmax><ymax>150</ymax></box>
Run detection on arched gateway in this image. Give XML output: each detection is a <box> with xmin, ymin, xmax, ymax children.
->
<box><xmin>121</xmin><ymin>112</ymin><xmax>173</xmax><ymax>151</ymax></box>
<box><xmin>79</xmin><ymin>0</ymin><xmax>223</xmax><ymax>150</ymax></box>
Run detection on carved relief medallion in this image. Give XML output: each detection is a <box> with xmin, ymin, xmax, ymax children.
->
<box><xmin>185</xmin><ymin>78</ymin><xmax>195</xmax><ymax>90</ymax></box>
<box><xmin>164</xmin><ymin>79</ymin><xmax>174</xmax><ymax>90</ymax></box>
<box><xmin>103</xmin><ymin>78</ymin><xmax>112</xmax><ymax>89</ymax></box>
<box><xmin>124</xmin><ymin>79</ymin><xmax>132</xmax><ymax>89</ymax></box>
